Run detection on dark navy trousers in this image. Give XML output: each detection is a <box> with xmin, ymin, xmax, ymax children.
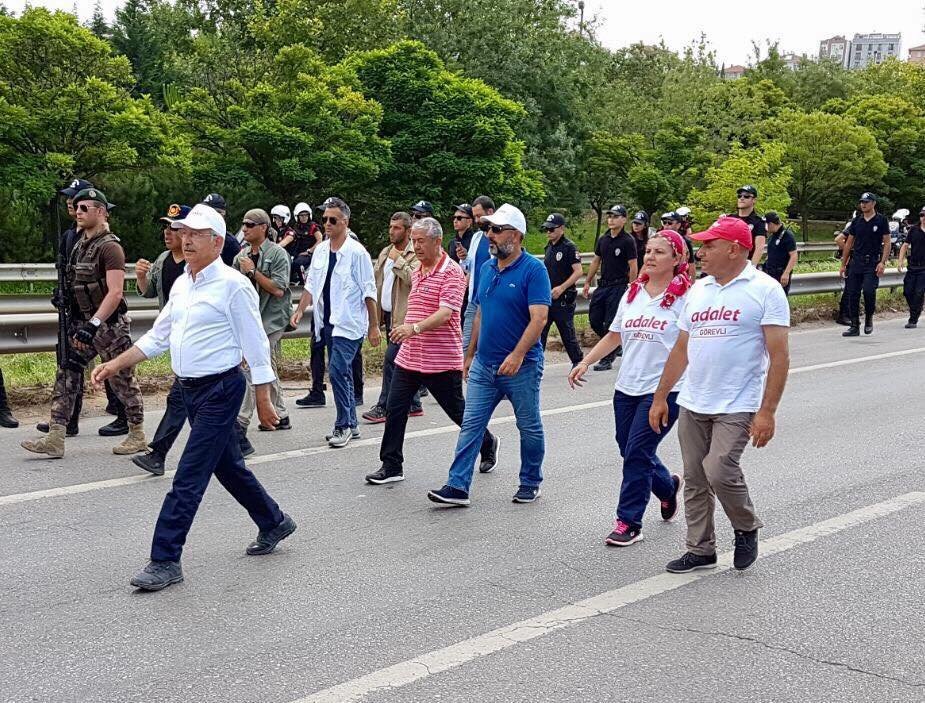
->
<box><xmin>150</xmin><ymin>368</ymin><xmax>284</xmax><ymax>562</ymax></box>
<box><xmin>148</xmin><ymin>377</ymin><xmax>187</xmax><ymax>458</ymax></box>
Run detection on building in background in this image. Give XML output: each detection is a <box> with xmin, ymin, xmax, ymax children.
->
<box><xmin>908</xmin><ymin>43</ymin><xmax>925</xmax><ymax>64</ymax></box>
<box><xmin>847</xmin><ymin>32</ymin><xmax>901</xmax><ymax>69</ymax></box>
<box><xmin>781</xmin><ymin>52</ymin><xmax>807</xmax><ymax>71</ymax></box>
<box><xmin>819</xmin><ymin>35</ymin><xmax>850</xmax><ymax>67</ymax></box>
<box><xmin>721</xmin><ymin>64</ymin><xmax>746</xmax><ymax>80</ymax></box>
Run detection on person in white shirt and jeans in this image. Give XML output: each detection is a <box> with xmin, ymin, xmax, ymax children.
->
<box><xmin>650</xmin><ymin>216</ymin><xmax>790</xmax><ymax>574</ymax></box>
<box><xmin>291</xmin><ymin>198</ymin><xmax>380</xmax><ymax>448</ymax></box>
<box><xmin>569</xmin><ymin>230</ymin><xmax>692</xmax><ymax>547</ymax></box>
<box><xmin>92</xmin><ymin>203</ymin><xmax>296</xmax><ymax>592</ymax></box>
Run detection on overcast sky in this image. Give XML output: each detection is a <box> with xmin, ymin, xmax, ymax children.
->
<box><xmin>10</xmin><ymin>0</ymin><xmax>925</xmax><ymax>66</ymax></box>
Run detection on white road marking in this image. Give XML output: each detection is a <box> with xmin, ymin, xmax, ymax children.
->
<box><xmin>3</xmin><ymin>347</ymin><xmax>925</xmax><ymax>507</ymax></box>
<box><xmin>292</xmin><ymin>491</ymin><xmax>925</xmax><ymax>703</ymax></box>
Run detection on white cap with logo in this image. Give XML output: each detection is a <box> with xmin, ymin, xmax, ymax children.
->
<box><xmin>481</xmin><ymin>203</ymin><xmax>527</xmax><ymax>234</ymax></box>
<box><xmin>175</xmin><ymin>203</ymin><xmax>227</xmax><ymax>238</ymax></box>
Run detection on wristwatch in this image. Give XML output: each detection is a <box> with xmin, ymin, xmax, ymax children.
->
<box><xmin>246</xmin><ymin>268</ymin><xmax>256</xmax><ymax>280</ymax></box>
<box><xmin>90</xmin><ymin>317</ymin><xmax>102</xmax><ymax>327</ymax></box>
<box><xmin>412</xmin><ymin>323</ymin><xmax>422</xmax><ymax>335</ymax></box>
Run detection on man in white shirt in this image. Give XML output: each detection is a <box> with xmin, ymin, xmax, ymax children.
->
<box><xmin>650</xmin><ymin>216</ymin><xmax>790</xmax><ymax>574</ymax></box>
<box><xmin>291</xmin><ymin>198</ymin><xmax>380</xmax><ymax>448</ymax></box>
<box><xmin>92</xmin><ymin>204</ymin><xmax>296</xmax><ymax>592</ymax></box>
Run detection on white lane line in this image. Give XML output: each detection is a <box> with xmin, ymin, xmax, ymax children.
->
<box><xmin>3</xmin><ymin>346</ymin><xmax>925</xmax><ymax>507</ymax></box>
<box><xmin>292</xmin><ymin>491</ymin><xmax>925</xmax><ymax>703</ymax></box>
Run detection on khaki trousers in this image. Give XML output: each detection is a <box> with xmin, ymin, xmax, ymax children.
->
<box><xmin>237</xmin><ymin>329</ymin><xmax>288</xmax><ymax>429</ymax></box>
<box><xmin>678</xmin><ymin>409</ymin><xmax>763</xmax><ymax>556</ymax></box>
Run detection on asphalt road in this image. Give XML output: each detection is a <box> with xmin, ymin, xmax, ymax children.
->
<box><xmin>2</xmin><ymin>318</ymin><xmax>924</xmax><ymax>703</ymax></box>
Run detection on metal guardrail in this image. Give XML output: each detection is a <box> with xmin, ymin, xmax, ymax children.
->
<box><xmin>0</xmin><ymin>260</ymin><xmax>899</xmax><ymax>355</ymax></box>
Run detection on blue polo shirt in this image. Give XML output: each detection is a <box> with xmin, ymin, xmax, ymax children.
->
<box><xmin>476</xmin><ymin>251</ymin><xmax>551</xmax><ymax>365</ymax></box>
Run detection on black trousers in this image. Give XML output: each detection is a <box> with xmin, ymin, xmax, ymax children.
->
<box><xmin>377</xmin><ymin>312</ymin><xmax>421</xmax><ymax>410</ymax></box>
<box><xmin>541</xmin><ymin>297</ymin><xmax>583</xmax><ymax>365</ymax></box>
<box><xmin>148</xmin><ymin>377</ymin><xmax>188</xmax><ymax>458</ymax></box>
<box><xmin>379</xmin><ymin>366</ymin><xmax>494</xmax><ymax>472</ymax></box>
<box><xmin>764</xmin><ymin>267</ymin><xmax>791</xmax><ymax>296</ymax></box>
<box><xmin>150</xmin><ymin>368</ymin><xmax>284</xmax><ymax>562</ymax></box>
<box><xmin>588</xmin><ymin>284</ymin><xmax>626</xmax><ymax>364</ymax></box>
<box><xmin>904</xmin><ymin>268</ymin><xmax>925</xmax><ymax>322</ymax></box>
<box><xmin>310</xmin><ymin>323</ymin><xmax>363</xmax><ymax>399</ymax></box>
<box><xmin>844</xmin><ymin>258</ymin><xmax>879</xmax><ymax>324</ymax></box>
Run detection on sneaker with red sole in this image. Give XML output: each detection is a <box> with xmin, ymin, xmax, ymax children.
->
<box><xmin>408</xmin><ymin>407</ymin><xmax>424</xmax><ymax>417</ymax></box>
<box><xmin>361</xmin><ymin>405</ymin><xmax>387</xmax><ymax>424</ymax></box>
<box><xmin>605</xmin><ymin>519</ymin><xmax>643</xmax><ymax>546</ymax></box>
<box><xmin>660</xmin><ymin>474</ymin><xmax>683</xmax><ymax>521</ymax></box>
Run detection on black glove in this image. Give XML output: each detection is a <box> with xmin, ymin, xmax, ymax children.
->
<box><xmin>51</xmin><ymin>287</ymin><xmax>64</xmax><ymax>310</ymax></box>
<box><xmin>73</xmin><ymin>323</ymin><xmax>98</xmax><ymax>346</ymax></box>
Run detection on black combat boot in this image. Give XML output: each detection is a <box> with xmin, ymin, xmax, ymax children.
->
<box><xmin>0</xmin><ymin>369</ymin><xmax>18</xmax><ymax>429</ymax></box>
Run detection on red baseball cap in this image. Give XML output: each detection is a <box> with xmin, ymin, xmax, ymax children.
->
<box><xmin>690</xmin><ymin>215</ymin><xmax>753</xmax><ymax>250</ymax></box>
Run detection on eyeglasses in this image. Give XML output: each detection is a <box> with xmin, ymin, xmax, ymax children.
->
<box><xmin>737</xmin><ymin>194</ymin><xmax>755</xmax><ymax>200</ymax></box>
<box><xmin>453</xmin><ymin>215</ymin><xmax>471</xmax><ymax>221</ymax></box>
<box><xmin>76</xmin><ymin>203</ymin><xmax>101</xmax><ymax>213</ymax></box>
<box><xmin>242</xmin><ymin>221</ymin><xmax>261</xmax><ymax>229</ymax></box>
<box><xmin>411</xmin><ymin>213</ymin><xmax>427</xmax><ymax>220</ymax></box>
<box><xmin>322</xmin><ymin>216</ymin><xmax>339</xmax><ymax>225</ymax></box>
<box><xmin>488</xmin><ymin>225</ymin><xmax>516</xmax><ymax>234</ymax></box>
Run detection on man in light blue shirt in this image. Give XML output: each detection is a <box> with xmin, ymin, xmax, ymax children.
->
<box><xmin>460</xmin><ymin>195</ymin><xmax>495</xmax><ymax>351</ymax></box>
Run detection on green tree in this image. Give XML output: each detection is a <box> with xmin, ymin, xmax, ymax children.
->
<box><xmin>757</xmin><ymin>110</ymin><xmax>886</xmax><ymax>239</ymax></box>
<box><xmin>687</xmin><ymin>141</ymin><xmax>792</xmax><ymax>231</ymax></box>
<box><xmin>579</xmin><ymin>132</ymin><xmax>643</xmax><ymax>239</ymax></box>
<box><xmin>790</xmin><ymin>58</ymin><xmax>857</xmax><ymax>111</ymax></box>
<box><xmin>0</xmin><ymin>8</ymin><xmax>179</xmax><ymax>261</ymax></box>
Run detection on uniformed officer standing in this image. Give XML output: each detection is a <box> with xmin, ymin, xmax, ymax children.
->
<box><xmin>731</xmin><ymin>185</ymin><xmax>767</xmax><ymax>267</ymax></box>
<box><xmin>202</xmin><ymin>193</ymin><xmax>241</xmax><ymax>264</ymax></box>
<box><xmin>22</xmin><ymin>188</ymin><xmax>146</xmax><ymax>458</ymax></box>
<box><xmin>762</xmin><ymin>212</ymin><xmax>798</xmax><ymax>294</ymax></box>
<box><xmin>630</xmin><ymin>211</ymin><xmax>649</xmax><ymax>273</ymax></box>
<box><xmin>897</xmin><ymin>206</ymin><xmax>925</xmax><ymax>329</ymax></box>
<box><xmin>583</xmin><ymin>205</ymin><xmax>638</xmax><ymax>371</ymax></box>
<box><xmin>840</xmin><ymin>192</ymin><xmax>891</xmax><ymax>336</ymax></box>
<box><xmin>92</xmin><ymin>203</ymin><xmax>296</xmax><ymax>592</ymax></box>
<box><xmin>540</xmin><ymin>213</ymin><xmax>583</xmax><ymax>366</ymax></box>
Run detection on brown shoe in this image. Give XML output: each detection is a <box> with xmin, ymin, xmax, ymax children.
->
<box><xmin>21</xmin><ymin>424</ymin><xmax>65</xmax><ymax>458</ymax></box>
<box><xmin>112</xmin><ymin>423</ymin><xmax>147</xmax><ymax>455</ymax></box>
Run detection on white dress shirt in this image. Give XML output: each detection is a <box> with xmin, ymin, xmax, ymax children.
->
<box><xmin>136</xmin><ymin>257</ymin><xmax>276</xmax><ymax>384</ymax></box>
<box><xmin>380</xmin><ymin>259</ymin><xmax>395</xmax><ymax>313</ymax></box>
<box><xmin>307</xmin><ymin>237</ymin><xmax>377</xmax><ymax>340</ymax></box>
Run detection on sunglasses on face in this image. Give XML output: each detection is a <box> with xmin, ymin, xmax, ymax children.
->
<box><xmin>737</xmin><ymin>194</ymin><xmax>755</xmax><ymax>199</ymax></box>
<box><xmin>242</xmin><ymin>221</ymin><xmax>261</xmax><ymax>229</ymax></box>
<box><xmin>322</xmin><ymin>216</ymin><xmax>340</xmax><ymax>225</ymax></box>
<box><xmin>411</xmin><ymin>213</ymin><xmax>427</xmax><ymax>220</ymax></box>
<box><xmin>76</xmin><ymin>203</ymin><xmax>100</xmax><ymax>213</ymax></box>
<box><xmin>488</xmin><ymin>225</ymin><xmax>516</xmax><ymax>234</ymax></box>
<box><xmin>453</xmin><ymin>215</ymin><xmax>472</xmax><ymax>221</ymax></box>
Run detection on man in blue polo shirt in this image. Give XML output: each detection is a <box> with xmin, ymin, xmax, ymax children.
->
<box><xmin>429</xmin><ymin>204</ymin><xmax>551</xmax><ymax>507</ymax></box>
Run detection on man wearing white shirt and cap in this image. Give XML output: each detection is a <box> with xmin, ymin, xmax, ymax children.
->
<box><xmin>92</xmin><ymin>203</ymin><xmax>296</xmax><ymax>592</ymax></box>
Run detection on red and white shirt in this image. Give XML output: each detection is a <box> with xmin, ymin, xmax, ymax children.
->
<box><xmin>677</xmin><ymin>263</ymin><xmax>790</xmax><ymax>414</ymax></box>
<box><xmin>609</xmin><ymin>287</ymin><xmax>687</xmax><ymax>396</ymax></box>
<box><xmin>396</xmin><ymin>253</ymin><xmax>466</xmax><ymax>374</ymax></box>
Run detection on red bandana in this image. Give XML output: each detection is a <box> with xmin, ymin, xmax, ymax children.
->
<box><xmin>626</xmin><ymin>230</ymin><xmax>693</xmax><ymax>309</ymax></box>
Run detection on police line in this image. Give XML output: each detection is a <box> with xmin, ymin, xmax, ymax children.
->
<box><xmin>0</xmin><ymin>268</ymin><xmax>903</xmax><ymax>355</ymax></box>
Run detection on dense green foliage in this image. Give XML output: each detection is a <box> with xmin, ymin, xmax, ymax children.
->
<box><xmin>1</xmin><ymin>4</ymin><xmax>924</xmax><ymax>259</ymax></box>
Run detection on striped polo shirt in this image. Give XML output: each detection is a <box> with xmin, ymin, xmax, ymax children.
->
<box><xmin>396</xmin><ymin>252</ymin><xmax>465</xmax><ymax>373</ymax></box>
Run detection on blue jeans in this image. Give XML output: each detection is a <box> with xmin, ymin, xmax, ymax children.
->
<box><xmin>150</xmin><ymin>368</ymin><xmax>284</xmax><ymax>562</ymax></box>
<box><xmin>324</xmin><ymin>324</ymin><xmax>363</xmax><ymax>430</ymax></box>
<box><xmin>462</xmin><ymin>303</ymin><xmax>477</xmax><ymax>353</ymax></box>
<box><xmin>613</xmin><ymin>390</ymin><xmax>679</xmax><ymax>528</ymax></box>
<box><xmin>447</xmin><ymin>356</ymin><xmax>544</xmax><ymax>493</ymax></box>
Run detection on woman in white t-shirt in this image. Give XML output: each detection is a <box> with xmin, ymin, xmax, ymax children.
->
<box><xmin>568</xmin><ymin>230</ymin><xmax>693</xmax><ymax>547</ymax></box>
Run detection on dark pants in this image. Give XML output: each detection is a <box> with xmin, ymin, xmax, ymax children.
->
<box><xmin>377</xmin><ymin>312</ymin><xmax>421</xmax><ymax>410</ymax></box>
<box><xmin>380</xmin><ymin>366</ymin><xmax>495</xmax><ymax>472</ymax></box>
<box><xmin>148</xmin><ymin>377</ymin><xmax>188</xmax><ymax>458</ymax></box>
<box><xmin>613</xmin><ymin>390</ymin><xmax>679</xmax><ymax>528</ymax></box>
<box><xmin>764</xmin><ymin>267</ymin><xmax>791</xmax><ymax>296</ymax></box>
<box><xmin>290</xmin><ymin>254</ymin><xmax>312</xmax><ymax>285</ymax></box>
<box><xmin>541</xmin><ymin>296</ymin><xmax>583</xmax><ymax>365</ymax></box>
<box><xmin>310</xmin><ymin>324</ymin><xmax>363</xmax><ymax>400</ymax></box>
<box><xmin>844</xmin><ymin>258</ymin><xmax>879</xmax><ymax>324</ymax></box>
<box><xmin>588</xmin><ymin>284</ymin><xmax>626</xmax><ymax>363</ymax></box>
<box><xmin>903</xmin><ymin>268</ymin><xmax>925</xmax><ymax>322</ymax></box>
<box><xmin>150</xmin><ymin>368</ymin><xmax>284</xmax><ymax>562</ymax></box>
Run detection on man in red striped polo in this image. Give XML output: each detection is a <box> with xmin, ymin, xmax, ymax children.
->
<box><xmin>365</xmin><ymin>217</ymin><xmax>499</xmax><ymax>485</ymax></box>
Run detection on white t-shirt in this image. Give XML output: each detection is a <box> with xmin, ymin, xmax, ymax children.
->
<box><xmin>677</xmin><ymin>263</ymin><xmax>790</xmax><ymax>414</ymax></box>
<box><xmin>609</xmin><ymin>287</ymin><xmax>687</xmax><ymax>396</ymax></box>
<box><xmin>381</xmin><ymin>259</ymin><xmax>395</xmax><ymax>313</ymax></box>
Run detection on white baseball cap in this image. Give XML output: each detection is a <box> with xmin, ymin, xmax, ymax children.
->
<box><xmin>482</xmin><ymin>203</ymin><xmax>527</xmax><ymax>234</ymax></box>
<box><xmin>174</xmin><ymin>203</ymin><xmax>227</xmax><ymax>238</ymax></box>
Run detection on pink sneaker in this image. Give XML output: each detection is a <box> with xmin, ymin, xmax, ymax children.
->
<box><xmin>605</xmin><ymin>519</ymin><xmax>643</xmax><ymax>547</ymax></box>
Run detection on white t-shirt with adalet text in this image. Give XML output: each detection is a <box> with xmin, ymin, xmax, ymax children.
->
<box><xmin>677</xmin><ymin>263</ymin><xmax>790</xmax><ymax>414</ymax></box>
<box><xmin>609</xmin><ymin>288</ymin><xmax>687</xmax><ymax>396</ymax></box>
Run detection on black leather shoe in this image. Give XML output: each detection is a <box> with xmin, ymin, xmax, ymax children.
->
<box><xmin>0</xmin><ymin>407</ymin><xmax>18</xmax><ymax>428</ymax></box>
<box><xmin>99</xmin><ymin>417</ymin><xmax>129</xmax><ymax>436</ymax></box>
<box><xmin>132</xmin><ymin>451</ymin><xmax>165</xmax><ymax>476</ymax></box>
<box><xmin>130</xmin><ymin>560</ymin><xmax>183</xmax><ymax>591</ymax></box>
<box><xmin>842</xmin><ymin>326</ymin><xmax>860</xmax><ymax>337</ymax></box>
<box><xmin>246</xmin><ymin>513</ymin><xmax>297</xmax><ymax>555</ymax></box>
<box><xmin>733</xmin><ymin>529</ymin><xmax>759</xmax><ymax>570</ymax></box>
<box><xmin>864</xmin><ymin>317</ymin><xmax>873</xmax><ymax>335</ymax></box>
<box><xmin>295</xmin><ymin>391</ymin><xmax>325</xmax><ymax>407</ymax></box>
<box><xmin>37</xmin><ymin>421</ymin><xmax>78</xmax><ymax>437</ymax></box>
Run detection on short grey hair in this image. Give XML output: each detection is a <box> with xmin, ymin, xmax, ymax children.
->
<box><xmin>390</xmin><ymin>211</ymin><xmax>412</xmax><ymax>228</ymax></box>
<box><xmin>411</xmin><ymin>216</ymin><xmax>443</xmax><ymax>240</ymax></box>
<box><xmin>323</xmin><ymin>197</ymin><xmax>351</xmax><ymax>220</ymax></box>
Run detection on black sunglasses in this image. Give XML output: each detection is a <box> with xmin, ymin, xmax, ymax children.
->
<box><xmin>453</xmin><ymin>215</ymin><xmax>471</xmax><ymax>221</ymax></box>
<box><xmin>488</xmin><ymin>225</ymin><xmax>516</xmax><ymax>234</ymax></box>
<box><xmin>322</xmin><ymin>216</ymin><xmax>339</xmax><ymax>224</ymax></box>
<box><xmin>737</xmin><ymin>193</ymin><xmax>755</xmax><ymax>199</ymax></box>
<box><xmin>242</xmin><ymin>221</ymin><xmax>260</xmax><ymax>228</ymax></box>
<box><xmin>411</xmin><ymin>212</ymin><xmax>428</xmax><ymax>219</ymax></box>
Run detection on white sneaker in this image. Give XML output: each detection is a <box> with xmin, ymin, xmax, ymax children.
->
<box><xmin>328</xmin><ymin>427</ymin><xmax>354</xmax><ymax>448</ymax></box>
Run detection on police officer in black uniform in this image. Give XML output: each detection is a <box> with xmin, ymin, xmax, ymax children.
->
<box><xmin>840</xmin><ymin>192</ymin><xmax>891</xmax><ymax>337</ymax></box>
<box><xmin>540</xmin><ymin>213</ymin><xmax>583</xmax><ymax>366</ymax></box>
<box><xmin>732</xmin><ymin>185</ymin><xmax>767</xmax><ymax>267</ymax></box>
<box><xmin>630</xmin><ymin>211</ymin><xmax>649</xmax><ymax>273</ymax></box>
<box><xmin>582</xmin><ymin>205</ymin><xmax>638</xmax><ymax>371</ymax></box>
<box><xmin>762</xmin><ymin>212</ymin><xmax>798</xmax><ymax>294</ymax></box>
<box><xmin>898</xmin><ymin>206</ymin><xmax>925</xmax><ymax>329</ymax></box>
<box><xmin>202</xmin><ymin>193</ymin><xmax>240</xmax><ymax>265</ymax></box>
